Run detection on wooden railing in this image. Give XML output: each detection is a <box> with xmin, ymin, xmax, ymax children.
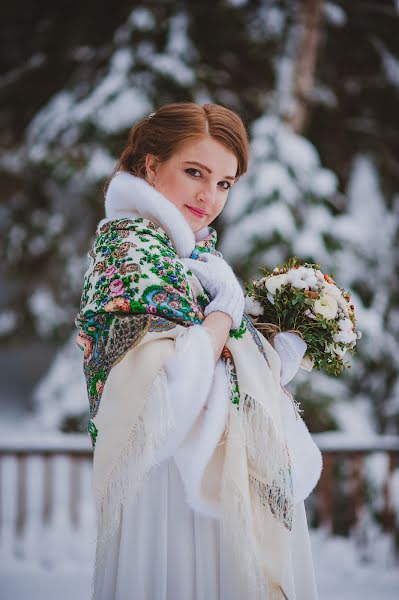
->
<box><xmin>312</xmin><ymin>433</ymin><xmax>399</xmax><ymax>539</ymax></box>
<box><xmin>0</xmin><ymin>432</ymin><xmax>398</xmax><ymax>563</ymax></box>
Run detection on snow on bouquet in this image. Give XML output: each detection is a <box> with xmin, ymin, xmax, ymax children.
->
<box><xmin>244</xmin><ymin>257</ymin><xmax>362</xmax><ymax>376</ymax></box>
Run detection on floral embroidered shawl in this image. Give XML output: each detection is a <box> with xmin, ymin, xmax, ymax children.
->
<box><xmin>75</xmin><ymin>216</ymin><xmax>232</xmax><ymax>437</ymax></box>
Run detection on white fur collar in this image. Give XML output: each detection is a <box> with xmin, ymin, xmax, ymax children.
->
<box><xmin>99</xmin><ymin>171</ymin><xmax>210</xmax><ymax>258</ymax></box>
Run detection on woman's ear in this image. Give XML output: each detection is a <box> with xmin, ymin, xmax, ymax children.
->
<box><xmin>145</xmin><ymin>154</ymin><xmax>158</xmax><ymax>185</ymax></box>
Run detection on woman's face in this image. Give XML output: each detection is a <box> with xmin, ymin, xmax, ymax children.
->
<box><xmin>145</xmin><ymin>136</ymin><xmax>238</xmax><ymax>232</ymax></box>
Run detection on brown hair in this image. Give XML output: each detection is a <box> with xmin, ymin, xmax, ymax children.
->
<box><xmin>106</xmin><ymin>102</ymin><xmax>249</xmax><ymax>189</ymax></box>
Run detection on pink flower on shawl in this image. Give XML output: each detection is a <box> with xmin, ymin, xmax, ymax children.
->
<box><xmin>146</xmin><ymin>305</ymin><xmax>157</xmax><ymax>314</ymax></box>
<box><xmin>105</xmin><ymin>265</ymin><xmax>117</xmax><ymax>279</ymax></box>
<box><xmin>109</xmin><ymin>279</ymin><xmax>124</xmax><ymax>296</ymax></box>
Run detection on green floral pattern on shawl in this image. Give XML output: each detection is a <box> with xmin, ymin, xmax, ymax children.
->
<box><xmin>75</xmin><ymin>217</ymin><xmax>246</xmax><ymax>436</ymax></box>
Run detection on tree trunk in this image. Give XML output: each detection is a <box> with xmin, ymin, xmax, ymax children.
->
<box><xmin>286</xmin><ymin>0</ymin><xmax>324</xmax><ymax>134</ymax></box>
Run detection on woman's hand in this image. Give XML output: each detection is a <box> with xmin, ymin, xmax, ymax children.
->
<box><xmin>182</xmin><ymin>254</ymin><xmax>245</xmax><ymax>330</ymax></box>
<box><xmin>273</xmin><ymin>332</ymin><xmax>308</xmax><ymax>386</ymax></box>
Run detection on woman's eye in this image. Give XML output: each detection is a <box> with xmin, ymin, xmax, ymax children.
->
<box><xmin>219</xmin><ymin>181</ymin><xmax>231</xmax><ymax>190</ymax></box>
<box><xmin>185</xmin><ymin>168</ymin><xmax>231</xmax><ymax>190</ymax></box>
<box><xmin>185</xmin><ymin>168</ymin><xmax>201</xmax><ymax>178</ymax></box>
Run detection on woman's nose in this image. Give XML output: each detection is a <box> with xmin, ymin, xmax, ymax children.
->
<box><xmin>197</xmin><ymin>183</ymin><xmax>217</xmax><ymax>205</ymax></box>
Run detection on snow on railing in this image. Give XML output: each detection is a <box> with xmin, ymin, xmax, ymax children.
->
<box><xmin>0</xmin><ymin>432</ymin><xmax>398</xmax><ymax>565</ymax></box>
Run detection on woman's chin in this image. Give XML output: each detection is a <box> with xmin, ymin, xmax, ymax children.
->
<box><xmin>181</xmin><ymin>211</ymin><xmax>202</xmax><ymax>231</ymax></box>
<box><xmin>191</xmin><ymin>219</ymin><xmax>211</xmax><ymax>234</ymax></box>
<box><xmin>176</xmin><ymin>205</ymin><xmax>211</xmax><ymax>232</ymax></box>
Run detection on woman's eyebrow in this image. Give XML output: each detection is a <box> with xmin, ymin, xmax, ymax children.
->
<box><xmin>183</xmin><ymin>160</ymin><xmax>235</xmax><ymax>181</ymax></box>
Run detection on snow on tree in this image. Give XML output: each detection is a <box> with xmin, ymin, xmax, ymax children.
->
<box><xmin>220</xmin><ymin>114</ymin><xmax>399</xmax><ymax>437</ymax></box>
<box><xmin>329</xmin><ymin>155</ymin><xmax>399</xmax><ymax>434</ymax></box>
<box><xmin>0</xmin><ymin>5</ymin><xmax>198</xmax><ymax>341</ymax></box>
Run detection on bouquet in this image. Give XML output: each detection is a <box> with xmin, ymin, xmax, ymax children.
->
<box><xmin>244</xmin><ymin>258</ymin><xmax>362</xmax><ymax>377</ymax></box>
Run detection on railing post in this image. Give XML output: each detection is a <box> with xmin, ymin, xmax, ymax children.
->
<box><xmin>16</xmin><ymin>453</ymin><xmax>27</xmax><ymax>536</ymax></box>
<box><xmin>42</xmin><ymin>453</ymin><xmax>53</xmax><ymax>526</ymax></box>
<box><xmin>351</xmin><ymin>452</ymin><xmax>364</xmax><ymax>527</ymax></box>
<box><xmin>383</xmin><ymin>451</ymin><xmax>397</xmax><ymax>533</ymax></box>
<box><xmin>70</xmin><ymin>455</ymin><xmax>81</xmax><ymax>528</ymax></box>
<box><xmin>318</xmin><ymin>451</ymin><xmax>333</xmax><ymax>532</ymax></box>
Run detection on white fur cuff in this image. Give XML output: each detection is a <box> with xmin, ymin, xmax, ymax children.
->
<box><xmin>152</xmin><ymin>324</ymin><xmax>216</xmax><ymax>464</ymax></box>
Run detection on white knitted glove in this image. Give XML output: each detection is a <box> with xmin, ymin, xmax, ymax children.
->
<box><xmin>273</xmin><ymin>332</ymin><xmax>308</xmax><ymax>386</ymax></box>
<box><xmin>182</xmin><ymin>254</ymin><xmax>245</xmax><ymax>330</ymax></box>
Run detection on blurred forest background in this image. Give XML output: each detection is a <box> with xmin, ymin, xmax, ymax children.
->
<box><xmin>1</xmin><ymin>0</ymin><xmax>398</xmax><ymax>443</ymax></box>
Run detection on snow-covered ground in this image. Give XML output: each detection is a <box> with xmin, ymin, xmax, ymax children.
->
<box><xmin>311</xmin><ymin>527</ymin><xmax>399</xmax><ymax>599</ymax></box>
<box><xmin>1</xmin><ymin>527</ymin><xmax>398</xmax><ymax>600</ymax></box>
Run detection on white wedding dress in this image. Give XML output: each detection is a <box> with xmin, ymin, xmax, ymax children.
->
<box><xmin>92</xmin><ymin>332</ymin><xmax>321</xmax><ymax>600</ymax></box>
<box><xmin>95</xmin><ymin>456</ymin><xmax>318</xmax><ymax>600</ymax></box>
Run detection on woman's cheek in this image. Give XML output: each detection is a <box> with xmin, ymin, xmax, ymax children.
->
<box><xmin>215</xmin><ymin>198</ymin><xmax>228</xmax><ymax>217</ymax></box>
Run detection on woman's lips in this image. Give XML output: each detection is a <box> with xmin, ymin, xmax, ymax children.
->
<box><xmin>185</xmin><ymin>205</ymin><xmax>207</xmax><ymax>218</ymax></box>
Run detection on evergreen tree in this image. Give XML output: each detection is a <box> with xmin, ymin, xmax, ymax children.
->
<box><xmin>1</xmin><ymin>0</ymin><xmax>398</xmax><ymax>438</ymax></box>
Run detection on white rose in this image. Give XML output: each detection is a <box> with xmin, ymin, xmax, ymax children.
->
<box><xmin>313</xmin><ymin>293</ymin><xmax>338</xmax><ymax>320</ymax></box>
<box><xmin>265</xmin><ymin>273</ymin><xmax>289</xmax><ymax>295</ymax></box>
<box><xmin>244</xmin><ymin>295</ymin><xmax>264</xmax><ymax>316</ymax></box>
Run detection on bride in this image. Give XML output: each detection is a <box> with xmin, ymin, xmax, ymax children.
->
<box><xmin>76</xmin><ymin>102</ymin><xmax>322</xmax><ymax>600</ymax></box>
